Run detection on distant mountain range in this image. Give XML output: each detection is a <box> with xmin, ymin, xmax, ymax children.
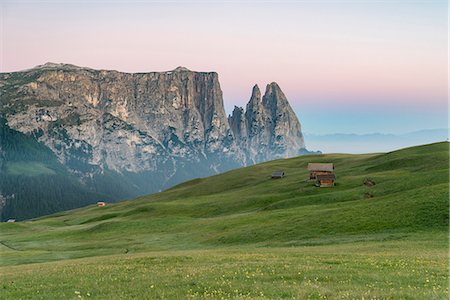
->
<box><xmin>305</xmin><ymin>129</ymin><xmax>448</xmax><ymax>154</ymax></box>
<box><xmin>0</xmin><ymin>63</ymin><xmax>310</xmax><ymax>220</ymax></box>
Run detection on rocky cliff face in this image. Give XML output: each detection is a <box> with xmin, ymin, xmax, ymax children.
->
<box><xmin>0</xmin><ymin>63</ymin><xmax>308</xmax><ymax>219</ymax></box>
<box><xmin>228</xmin><ymin>83</ymin><xmax>306</xmax><ymax>163</ymax></box>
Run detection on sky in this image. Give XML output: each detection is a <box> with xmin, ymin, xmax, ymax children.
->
<box><xmin>0</xmin><ymin>0</ymin><xmax>448</xmax><ymax>135</ymax></box>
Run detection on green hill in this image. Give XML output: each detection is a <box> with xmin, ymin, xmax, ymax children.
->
<box><xmin>0</xmin><ymin>142</ymin><xmax>448</xmax><ymax>299</ymax></box>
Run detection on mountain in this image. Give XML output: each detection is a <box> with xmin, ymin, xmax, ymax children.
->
<box><xmin>228</xmin><ymin>83</ymin><xmax>306</xmax><ymax>164</ymax></box>
<box><xmin>305</xmin><ymin>129</ymin><xmax>448</xmax><ymax>154</ymax></box>
<box><xmin>0</xmin><ymin>63</ymin><xmax>308</xmax><ymax>220</ymax></box>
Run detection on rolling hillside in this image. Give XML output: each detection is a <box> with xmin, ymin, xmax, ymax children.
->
<box><xmin>0</xmin><ymin>142</ymin><xmax>448</xmax><ymax>299</ymax></box>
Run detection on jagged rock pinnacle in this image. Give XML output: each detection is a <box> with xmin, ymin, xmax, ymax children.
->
<box><xmin>252</xmin><ymin>84</ymin><xmax>261</xmax><ymax>96</ymax></box>
<box><xmin>229</xmin><ymin>82</ymin><xmax>305</xmax><ymax>163</ymax></box>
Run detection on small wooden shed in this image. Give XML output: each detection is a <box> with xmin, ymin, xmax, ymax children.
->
<box><xmin>307</xmin><ymin>163</ymin><xmax>334</xmax><ymax>180</ymax></box>
<box><xmin>316</xmin><ymin>174</ymin><xmax>336</xmax><ymax>187</ymax></box>
<box><xmin>271</xmin><ymin>171</ymin><xmax>285</xmax><ymax>179</ymax></box>
<box><xmin>97</xmin><ymin>201</ymin><xmax>106</xmax><ymax>207</ymax></box>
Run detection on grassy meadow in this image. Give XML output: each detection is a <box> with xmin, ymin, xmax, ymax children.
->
<box><xmin>0</xmin><ymin>142</ymin><xmax>448</xmax><ymax>299</ymax></box>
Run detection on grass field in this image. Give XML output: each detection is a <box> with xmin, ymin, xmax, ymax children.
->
<box><xmin>1</xmin><ymin>142</ymin><xmax>448</xmax><ymax>299</ymax></box>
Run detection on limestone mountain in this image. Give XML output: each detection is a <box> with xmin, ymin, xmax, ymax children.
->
<box><xmin>0</xmin><ymin>63</ymin><xmax>309</xmax><ymax>220</ymax></box>
<box><xmin>228</xmin><ymin>83</ymin><xmax>306</xmax><ymax>163</ymax></box>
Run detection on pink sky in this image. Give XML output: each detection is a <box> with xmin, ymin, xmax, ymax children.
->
<box><xmin>1</xmin><ymin>1</ymin><xmax>447</xmax><ymax>134</ymax></box>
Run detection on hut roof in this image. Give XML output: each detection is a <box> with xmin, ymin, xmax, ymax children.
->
<box><xmin>316</xmin><ymin>174</ymin><xmax>336</xmax><ymax>180</ymax></box>
<box><xmin>271</xmin><ymin>171</ymin><xmax>285</xmax><ymax>178</ymax></box>
<box><xmin>307</xmin><ymin>163</ymin><xmax>334</xmax><ymax>172</ymax></box>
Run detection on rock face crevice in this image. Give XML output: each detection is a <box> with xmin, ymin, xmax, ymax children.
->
<box><xmin>0</xmin><ymin>63</ymin><xmax>307</xmax><ymax>200</ymax></box>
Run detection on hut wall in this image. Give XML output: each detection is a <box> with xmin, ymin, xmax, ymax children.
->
<box><xmin>310</xmin><ymin>171</ymin><xmax>332</xmax><ymax>179</ymax></box>
<box><xmin>319</xmin><ymin>180</ymin><xmax>335</xmax><ymax>187</ymax></box>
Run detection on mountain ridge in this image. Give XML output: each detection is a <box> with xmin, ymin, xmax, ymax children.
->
<box><xmin>305</xmin><ymin>128</ymin><xmax>448</xmax><ymax>153</ymax></box>
<box><xmin>19</xmin><ymin>62</ymin><xmax>216</xmax><ymax>75</ymax></box>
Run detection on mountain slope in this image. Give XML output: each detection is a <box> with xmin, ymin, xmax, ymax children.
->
<box><xmin>1</xmin><ymin>142</ymin><xmax>447</xmax><ymax>265</ymax></box>
<box><xmin>0</xmin><ymin>118</ymin><xmax>107</xmax><ymax>220</ymax></box>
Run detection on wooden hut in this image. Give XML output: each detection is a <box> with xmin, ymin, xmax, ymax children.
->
<box><xmin>307</xmin><ymin>163</ymin><xmax>334</xmax><ymax>180</ymax></box>
<box><xmin>316</xmin><ymin>174</ymin><xmax>336</xmax><ymax>187</ymax></box>
<box><xmin>271</xmin><ymin>171</ymin><xmax>285</xmax><ymax>179</ymax></box>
